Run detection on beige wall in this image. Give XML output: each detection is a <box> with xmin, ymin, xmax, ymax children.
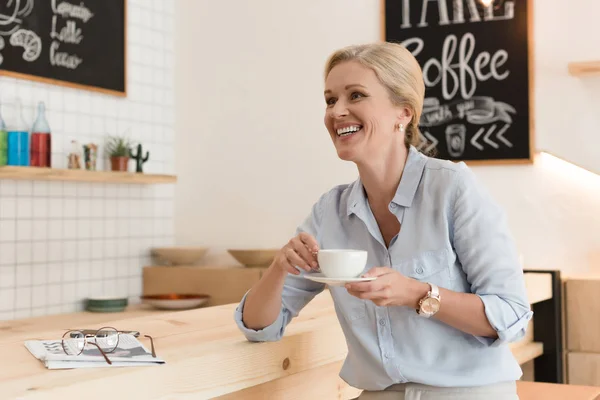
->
<box><xmin>534</xmin><ymin>1</ymin><xmax>600</xmax><ymax>175</ymax></box>
<box><xmin>174</xmin><ymin>0</ymin><xmax>600</xmax><ymax>273</ymax></box>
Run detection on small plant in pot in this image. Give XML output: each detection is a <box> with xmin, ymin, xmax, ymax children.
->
<box><xmin>105</xmin><ymin>135</ymin><xmax>132</xmax><ymax>172</ymax></box>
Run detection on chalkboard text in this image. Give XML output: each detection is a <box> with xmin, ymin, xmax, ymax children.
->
<box><xmin>49</xmin><ymin>0</ymin><xmax>93</xmax><ymax>70</ymax></box>
<box><xmin>402</xmin><ymin>33</ymin><xmax>509</xmax><ymax>100</ymax></box>
<box><xmin>384</xmin><ymin>0</ymin><xmax>531</xmax><ymax>162</ymax></box>
<box><xmin>399</xmin><ymin>0</ymin><xmax>515</xmax><ymax>29</ymax></box>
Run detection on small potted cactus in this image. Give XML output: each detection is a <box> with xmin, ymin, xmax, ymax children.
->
<box><xmin>130</xmin><ymin>143</ymin><xmax>150</xmax><ymax>173</ymax></box>
<box><xmin>105</xmin><ymin>135</ymin><xmax>132</xmax><ymax>172</ymax></box>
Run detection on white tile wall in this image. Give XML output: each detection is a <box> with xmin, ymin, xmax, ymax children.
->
<box><xmin>0</xmin><ymin>0</ymin><xmax>175</xmax><ymax>321</ymax></box>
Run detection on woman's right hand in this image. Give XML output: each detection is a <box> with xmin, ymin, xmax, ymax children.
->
<box><xmin>273</xmin><ymin>232</ymin><xmax>320</xmax><ymax>275</ymax></box>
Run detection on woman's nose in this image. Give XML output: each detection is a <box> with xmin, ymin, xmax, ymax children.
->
<box><xmin>331</xmin><ymin>101</ymin><xmax>348</xmax><ymax>118</ymax></box>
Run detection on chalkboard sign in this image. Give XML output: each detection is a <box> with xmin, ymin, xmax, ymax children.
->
<box><xmin>383</xmin><ymin>0</ymin><xmax>534</xmax><ymax>164</ymax></box>
<box><xmin>0</xmin><ymin>0</ymin><xmax>126</xmax><ymax>96</ymax></box>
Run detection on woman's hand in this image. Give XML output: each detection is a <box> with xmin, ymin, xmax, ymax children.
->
<box><xmin>272</xmin><ymin>232</ymin><xmax>320</xmax><ymax>275</ymax></box>
<box><xmin>346</xmin><ymin>267</ymin><xmax>499</xmax><ymax>338</ymax></box>
<box><xmin>345</xmin><ymin>267</ymin><xmax>428</xmax><ymax>307</ymax></box>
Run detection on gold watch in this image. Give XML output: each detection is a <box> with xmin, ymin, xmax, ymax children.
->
<box><xmin>417</xmin><ymin>283</ymin><xmax>441</xmax><ymax>318</ymax></box>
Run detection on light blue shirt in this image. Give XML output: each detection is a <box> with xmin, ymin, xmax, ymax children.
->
<box><xmin>234</xmin><ymin>146</ymin><xmax>532</xmax><ymax>391</ymax></box>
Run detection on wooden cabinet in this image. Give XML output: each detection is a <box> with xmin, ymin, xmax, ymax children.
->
<box><xmin>142</xmin><ymin>266</ymin><xmax>268</xmax><ymax>307</ymax></box>
<box><xmin>566</xmin><ymin>276</ymin><xmax>600</xmax><ymax>352</ymax></box>
<box><xmin>568</xmin><ymin>352</ymin><xmax>600</xmax><ymax>387</ymax></box>
<box><xmin>565</xmin><ymin>275</ymin><xmax>600</xmax><ymax>386</ymax></box>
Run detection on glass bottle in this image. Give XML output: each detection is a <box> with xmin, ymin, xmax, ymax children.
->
<box><xmin>0</xmin><ymin>102</ymin><xmax>7</xmax><ymax>166</ymax></box>
<box><xmin>31</xmin><ymin>101</ymin><xmax>51</xmax><ymax>168</ymax></box>
<box><xmin>7</xmin><ymin>99</ymin><xmax>30</xmax><ymax>166</ymax></box>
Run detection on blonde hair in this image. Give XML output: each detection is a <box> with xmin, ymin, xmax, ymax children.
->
<box><xmin>324</xmin><ymin>42</ymin><xmax>426</xmax><ymax>151</ymax></box>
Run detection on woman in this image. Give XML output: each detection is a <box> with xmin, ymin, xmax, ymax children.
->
<box><xmin>234</xmin><ymin>42</ymin><xmax>531</xmax><ymax>400</ymax></box>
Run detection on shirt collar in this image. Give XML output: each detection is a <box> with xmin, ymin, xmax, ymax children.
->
<box><xmin>392</xmin><ymin>145</ymin><xmax>428</xmax><ymax>207</ymax></box>
<box><xmin>346</xmin><ymin>179</ymin><xmax>367</xmax><ymax>216</ymax></box>
<box><xmin>346</xmin><ymin>146</ymin><xmax>428</xmax><ymax>215</ymax></box>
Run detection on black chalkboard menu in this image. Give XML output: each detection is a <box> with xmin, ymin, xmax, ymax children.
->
<box><xmin>0</xmin><ymin>0</ymin><xmax>126</xmax><ymax>96</ymax></box>
<box><xmin>383</xmin><ymin>0</ymin><xmax>533</xmax><ymax>164</ymax></box>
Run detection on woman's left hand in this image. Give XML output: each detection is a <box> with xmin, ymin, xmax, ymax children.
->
<box><xmin>345</xmin><ymin>267</ymin><xmax>427</xmax><ymax>307</ymax></box>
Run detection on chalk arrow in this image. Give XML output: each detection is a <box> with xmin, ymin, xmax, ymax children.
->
<box><xmin>496</xmin><ymin>124</ymin><xmax>512</xmax><ymax>147</ymax></box>
<box><xmin>417</xmin><ymin>134</ymin><xmax>427</xmax><ymax>151</ymax></box>
<box><xmin>423</xmin><ymin>131</ymin><xmax>438</xmax><ymax>153</ymax></box>
<box><xmin>483</xmin><ymin>125</ymin><xmax>499</xmax><ymax>149</ymax></box>
<box><xmin>471</xmin><ymin>127</ymin><xmax>485</xmax><ymax>151</ymax></box>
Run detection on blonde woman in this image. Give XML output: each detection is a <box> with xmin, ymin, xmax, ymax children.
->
<box><xmin>234</xmin><ymin>42</ymin><xmax>530</xmax><ymax>400</ymax></box>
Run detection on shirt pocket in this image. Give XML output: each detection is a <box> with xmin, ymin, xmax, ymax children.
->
<box><xmin>394</xmin><ymin>248</ymin><xmax>458</xmax><ymax>289</ymax></box>
<box><xmin>330</xmin><ymin>287</ymin><xmax>368</xmax><ymax>324</ymax></box>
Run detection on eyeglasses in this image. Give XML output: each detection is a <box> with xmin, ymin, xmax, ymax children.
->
<box><xmin>61</xmin><ymin>326</ymin><xmax>156</xmax><ymax>365</ymax></box>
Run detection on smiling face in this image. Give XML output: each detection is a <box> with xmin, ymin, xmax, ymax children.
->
<box><xmin>324</xmin><ymin>60</ymin><xmax>412</xmax><ymax>163</ymax></box>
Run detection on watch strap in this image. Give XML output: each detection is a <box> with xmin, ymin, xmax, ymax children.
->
<box><xmin>417</xmin><ymin>283</ymin><xmax>441</xmax><ymax>317</ymax></box>
<box><xmin>429</xmin><ymin>283</ymin><xmax>440</xmax><ymax>298</ymax></box>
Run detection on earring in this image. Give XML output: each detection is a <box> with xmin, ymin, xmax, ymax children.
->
<box><xmin>399</xmin><ymin>123</ymin><xmax>404</xmax><ymax>132</ymax></box>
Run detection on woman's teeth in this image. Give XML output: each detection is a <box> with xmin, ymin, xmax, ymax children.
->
<box><xmin>336</xmin><ymin>125</ymin><xmax>363</xmax><ymax>137</ymax></box>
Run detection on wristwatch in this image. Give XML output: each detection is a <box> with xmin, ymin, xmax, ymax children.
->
<box><xmin>417</xmin><ymin>283</ymin><xmax>441</xmax><ymax>318</ymax></box>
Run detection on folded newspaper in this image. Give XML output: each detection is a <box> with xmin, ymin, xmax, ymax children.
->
<box><xmin>25</xmin><ymin>334</ymin><xmax>166</xmax><ymax>370</ymax></box>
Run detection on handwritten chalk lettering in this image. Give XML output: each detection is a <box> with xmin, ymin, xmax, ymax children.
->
<box><xmin>456</xmin><ymin>99</ymin><xmax>476</xmax><ymax>119</ymax></box>
<box><xmin>484</xmin><ymin>1</ymin><xmax>514</xmax><ymax>21</ymax></box>
<box><xmin>51</xmin><ymin>16</ymin><xmax>83</xmax><ymax>44</ymax></box>
<box><xmin>453</xmin><ymin>0</ymin><xmax>481</xmax><ymax>24</ymax></box>
<box><xmin>418</xmin><ymin>0</ymin><xmax>450</xmax><ymax>27</ymax></box>
<box><xmin>421</xmin><ymin>96</ymin><xmax>516</xmax><ymax>128</ymax></box>
<box><xmin>401</xmin><ymin>0</ymin><xmax>411</xmax><ymax>28</ymax></box>
<box><xmin>402</xmin><ymin>33</ymin><xmax>510</xmax><ymax>100</ymax></box>
<box><xmin>400</xmin><ymin>0</ymin><xmax>514</xmax><ymax>29</ymax></box>
<box><xmin>422</xmin><ymin>104</ymin><xmax>453</xmax><ymax>126</ymax></box>
<box><xmin>51</xmin><ymin>0</ymin><xmax>94</xmax><ymax>23</ymax></box>
<box><xmin>50</xmin><ymin>40</ymin><xmax>82</xmax><ymax>69</ymax></box>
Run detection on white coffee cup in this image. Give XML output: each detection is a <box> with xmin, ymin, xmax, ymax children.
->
<box><xmin>317</xmin><ymin>249</ymin><xmax>368</xmax><ymax>278</ymax></box>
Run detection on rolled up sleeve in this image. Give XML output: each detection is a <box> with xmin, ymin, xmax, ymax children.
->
<box><xmin>451</xmin><ymin>163</ymin><xmax>533</xmax><ymax>347</ymax></box>
<box><xmin>234</xmin><ymin>290</ymin><xmax>291</xmax><ymax>342</ymax></box>
<box><xmin>477</xmin><ymin>294</ymin><xmax>533</xmax><ymax>346</ymax></box>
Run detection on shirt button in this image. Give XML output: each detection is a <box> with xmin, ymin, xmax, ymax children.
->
<box><xmin>416</xmin><ymin>266</ymin><xmax>424</xmax><ymax>274</ymax></box>
<box><xmin>385</xmin><ymin>353</ymin><xmax>392</xmax><ymax>359</ymax></box>
<box><xmin>389</xmin><ymin>203</ymin><xmax>397</xmax><ymax>209</ymax></box>
<box><xmin>379</xmin><ymin>319</ymin><xmax>386</xmax><ymax>326</ymax></box>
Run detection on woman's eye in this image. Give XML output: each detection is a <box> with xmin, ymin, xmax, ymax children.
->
<box><xmin>326</xmin><ymin>97</ymin><xmax>336</xmax><ymax>106</ymax></box>
<box><xmin>350</xmin><ymin>92</ymin><xmax>364</xmax><ymax>100</ymax></box>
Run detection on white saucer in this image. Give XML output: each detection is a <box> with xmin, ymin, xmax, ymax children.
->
<box><xmin>303</xmin><ymin>272</ymin><xmax>376</xmax><ymax>286</ymax></box>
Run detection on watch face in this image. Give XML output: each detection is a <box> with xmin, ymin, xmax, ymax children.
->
<box><xmin>422</xmin><ymin>297</ymin><xmax>440</xmax><ymax>314</ymax></box>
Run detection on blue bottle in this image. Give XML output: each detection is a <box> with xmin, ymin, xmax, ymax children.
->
<box><xmin>7</xmin><ymin>99</ymin><xmax>29</xmax><ymax>166</ymax></box>
<box><xmin>0</xmin><ymin>102</ymin><xmax>7</xmax><ymax>166</ymax></box>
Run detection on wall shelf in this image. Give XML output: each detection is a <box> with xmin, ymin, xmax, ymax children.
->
<box><xmin>568</xmin><ymin>61</ymin><xmax>600</xmax><ymax>77</ymax></box>
<box><xmin>0</xmin><ymin>166</ymin><xmax>177</xmax><ymax>184</ymax></box>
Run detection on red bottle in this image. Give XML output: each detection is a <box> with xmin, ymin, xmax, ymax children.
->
<box><xmin>30</xmin><ymin>102</ymin><xmax>51</xmax><ymax>168</ymax></box>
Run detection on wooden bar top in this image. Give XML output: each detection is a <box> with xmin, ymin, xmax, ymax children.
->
<box><xmin>0</xmin><ymin>292</ymin><xmax>352</xmax><ymax>399</ymax></box>
<box><xmin>0</xmin><ymin>280</ymin><xmax>594</xmax><ymax>399</ymax></box>
<box><xmin>0</xmin><ymin>304</ymin><xmax>170</xmax><ymax>346</ymax></box>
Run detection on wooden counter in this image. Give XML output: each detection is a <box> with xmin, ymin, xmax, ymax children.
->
<box><xmin>1</xmin><ymin>269</ymin><xmax>588</xmax><ymax>399</ymax></box>
<box><xmin>0</xmin><ymin>292</ymin><xmax>354</xmax><ymax>399</ymax></box>
<box><xmin>0</xmin><ymin>286</ymin><xmax>570</xmax><ymax>400</ymax></box>
<box><xmin>0</xmin><ymin>304</ymin><xmax>173</xmax><ymax>346</ymax></box>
